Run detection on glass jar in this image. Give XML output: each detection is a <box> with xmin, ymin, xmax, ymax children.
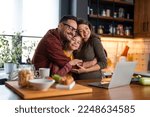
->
<box><xmin>125</xmin><ymin>27</ymin><xmax>130</xmax><ymax>36</ymax></box>
<box><xmin>98</xmin><ymin>25</ymin><xmax>103</xmax><ymax>34</ymax></box>
<box><xmin>113</xmin><ymin>12</ymin><xmax>117</xmax><ymax>18</ymax></box>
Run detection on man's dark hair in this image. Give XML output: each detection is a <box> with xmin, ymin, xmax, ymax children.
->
<box><xmin>59</xmin><ymin>15</ymin><xmax>77</xmax><ymax>23</ymax></box>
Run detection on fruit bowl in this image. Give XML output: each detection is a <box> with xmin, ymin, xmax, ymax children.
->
<box><xmin>29</xmin><ymin>79</ymin><xmax>55</xmax><ymax>91</ymax></box>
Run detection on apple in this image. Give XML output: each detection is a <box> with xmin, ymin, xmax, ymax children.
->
<box><xmin>52</xmin><ymin>74</ymin><xmax>62</xmax><ymax>83</ymax></box>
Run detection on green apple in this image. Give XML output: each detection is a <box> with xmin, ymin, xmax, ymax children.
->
<box><xmin>52</xmin><ymin>74</ymin><xmax>62</xmax><ymax>83</ymax></box>
<box><xmin>139</xmin><ymin>77</ymin><xmax>150</xmax><ymax>85</ymax></box>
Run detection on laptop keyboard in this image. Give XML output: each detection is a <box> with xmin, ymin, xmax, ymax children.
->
<box><xmin>88</xmin><ymin>82</ymin><xmax>109</xmax><ymax>88</ymax></box>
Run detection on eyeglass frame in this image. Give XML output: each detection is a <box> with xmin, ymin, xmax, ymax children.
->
<box><xmin>63</xmin><ymin>23</ymin><xmax>77</xmax><ymax>34</ymax></box>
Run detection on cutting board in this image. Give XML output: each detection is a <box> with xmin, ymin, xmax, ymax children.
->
<box><xmin>5</xmin><ymin>81</ymin><xmax>92</xmax><ymax>99</ymax></box>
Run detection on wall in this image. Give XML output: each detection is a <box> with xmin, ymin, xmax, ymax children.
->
<box><xmin>59</xmin><ymin>0</ymin><xmax>71</xmax><ymax>18</ymax></box>
<box><xmin>101</xmin><ymin>37</ymin><xmax>150</xmax><ymax>71</ymax></box>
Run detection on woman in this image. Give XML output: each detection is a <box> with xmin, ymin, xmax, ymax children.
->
<box><xmin>73</xmin><ymin>18</ymin><xmax>107</xmax><ymax>80</ymax></box>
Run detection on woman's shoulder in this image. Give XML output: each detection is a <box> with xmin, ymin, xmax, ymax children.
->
<box><xmin>93</xmin><ymin>37</ymin><xmax>101</xmax><ymax>41</ymax></box>
<box><xmin>90</xmin><ymin>36</ymin><xmax>101</xmax><ymax>45</ymax></box>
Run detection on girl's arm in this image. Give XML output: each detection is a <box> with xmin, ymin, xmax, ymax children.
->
<box><xmin>52</xmin><ymin>59</ymin><xmax>82</xmax><ymax>76</ymax></box>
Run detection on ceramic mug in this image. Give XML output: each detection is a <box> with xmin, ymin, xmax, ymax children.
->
<box><xmin>39</xmin><ymin>68</ymin><xmax>50</xmax><ymax>78</ymax></box>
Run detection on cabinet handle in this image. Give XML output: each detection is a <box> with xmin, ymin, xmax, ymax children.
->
<box><xmin>147</xmin><ymin>22</ymin><xmax>149</xmax><ymax>32</ymax></box>
<box><xmin>143</xmin><ymin>22</ymin><xmax>145</xmax><ymax>32</ymax></box>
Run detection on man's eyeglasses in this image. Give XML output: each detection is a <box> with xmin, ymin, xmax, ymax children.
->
<box><xmin>63</xmin><ymin>23</ymin><xmax>77</xmax><ymax>33</ymax></box>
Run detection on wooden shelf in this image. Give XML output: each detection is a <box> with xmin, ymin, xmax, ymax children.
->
<box><xmin>99</xmin><ymin>33</ymin><xmax>134</xmax><ymax>38</ymax></box>
<box><xmin>113</xmin><ymin>17</ymin><xmax>133</xmax><ymax>22</ymax></box>
<box><xmin>114</xmin><ymin>0</ymin><xmax>134</xmax><ymax>6</ymax></box>
<box><xmin>89</xmin><ymin>15</ymin><xmax>133</xmax><ymax>22</ymax></box>
<box><xmin>101</xmin><ymin>0</ymin><xmax>133</xmax><ymax>5</ymax></box>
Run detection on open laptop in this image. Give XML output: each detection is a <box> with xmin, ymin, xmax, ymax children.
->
<box><xmin>88</xmin><ymin>61</ymin><xmax>137</xmax><ymax>89</ymax></box>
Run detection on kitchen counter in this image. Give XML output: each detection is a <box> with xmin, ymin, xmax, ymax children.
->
<box><xmin>0</xmin><ymin>78</ymin><xmax>150</xmax><ymax>100</ymax></box>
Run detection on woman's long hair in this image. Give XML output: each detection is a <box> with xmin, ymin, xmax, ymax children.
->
<box><xmin>77</xmin><ymin>18</ymin><xmax>107</xmax><ymax>57</ymax></box>
<box><xmin>77</xmin><ymin>18</ymin><xmax>101</xmax><ymax>43</ymax></box>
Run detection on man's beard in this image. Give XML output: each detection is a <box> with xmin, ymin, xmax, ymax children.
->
<box><xmin>60</xmin><ymin>31</ymin><xmax>68</xmax><ymax>41</ymax></box>
<box><xmin>60</xmin><ymin>31</ymin><xmax>70</xmax><ymax>46</ymax></box>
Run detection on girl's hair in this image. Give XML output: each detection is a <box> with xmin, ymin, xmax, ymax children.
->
<box><xmin>77</xmin><ymin>18</ymin><xmax>101</xmax><ymax>42</ymax></box>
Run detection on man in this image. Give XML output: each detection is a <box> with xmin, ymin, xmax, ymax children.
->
<box><xmin>32</xmin><ymin>15</ymin><xmax>82</xmax><ymax>73</ymax></box>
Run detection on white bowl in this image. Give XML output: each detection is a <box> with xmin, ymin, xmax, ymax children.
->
<box><xmin>29</xmin><ymin>79</ymin><xmax>55</xmax><ymax>91</ymax></box>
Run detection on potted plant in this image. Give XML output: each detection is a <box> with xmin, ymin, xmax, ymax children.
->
<box><xmin>0</xmin><ymin>35</ymin><xmax>10</xmax><ymax>67</ymax></box>
<box><xmin>0</xmin><ymin>32</ymin><xmax>23</xmax><ymax>73</ymax></box>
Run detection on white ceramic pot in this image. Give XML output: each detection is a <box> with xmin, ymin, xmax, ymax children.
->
<box><xmin>4</xmin><ymin>63</ymin><xmax>17</xmax><ymax>74</ymax></box>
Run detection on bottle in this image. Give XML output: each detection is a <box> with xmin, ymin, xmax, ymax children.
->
<box><xmin>106</xmin><ymin>9</ymin><xmax>111</xmax><ymax>17</ymax></box>
<box><xmin>101</xmin><ymin>10</ymin><xmax>106</xmax><ymax>16</ymax></box>
<box><xmin>109</xmin><ymin>25</ymin><xmax>113</xmax><ymax>34</ymax></box>
<box><xmin>90</xmin><ymin>9</ymin><xmax>93</xmax><ymax>15</ymax></box>
<box><xmin>119</xmin><ymin>45</ymin><xmax>130</xmax><ymax>62</ymax></box>
<box><xmin>121</xmin><ymin>45</ymin><xmax>130</xmax><ymax>57</ymax></box>
<box><xmin>118</xmin><ymin>8</ymin><xmax>125</xmax><ymax>18</ymax></box>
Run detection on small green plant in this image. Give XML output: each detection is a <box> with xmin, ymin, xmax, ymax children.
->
<box><xmin>11</xmin><ymin>32</ymin><xmax>22</xmax><ymax>64</ymax></box>
<box><xmin>0</xmin><ymin>35</ymin><xmax>10</xmax><ymax>63</ymax></box>
<box><xmin>0</xmin><ymin>31</ymin><xmax>23</xmax><ymax>66</ymax></box>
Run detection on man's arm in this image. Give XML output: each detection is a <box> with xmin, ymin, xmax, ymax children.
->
<box><xmin>46</xmin><ymin>35</ymin><xmax>70</xmax><ymax>67</ymax></box>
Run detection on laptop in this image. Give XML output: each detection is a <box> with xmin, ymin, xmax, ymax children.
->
<box><xmin>134</xmin><ymin>71</ymin><xmax>150</xmax><ymax>77</ymax></box>
<box><xmin>88</xmin><ymin>61</ymin><xmax>137</xmax><ymax>89</ymax></box>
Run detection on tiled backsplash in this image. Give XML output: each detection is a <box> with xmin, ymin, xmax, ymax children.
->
<box><xmin>101</xmin><ymin>37</ymin><xmax>150</xmax><ymax>71</ymax></box>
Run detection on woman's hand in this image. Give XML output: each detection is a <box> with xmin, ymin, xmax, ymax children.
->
<box><xmin>72</xmin><ymin>64</ymin><xmax>87</xmax><ymax>74</ymax></box>
<box><xmin>82</xmin><ymin>58</ymin><xmax>97</xmax><ymax>68</ymax></box>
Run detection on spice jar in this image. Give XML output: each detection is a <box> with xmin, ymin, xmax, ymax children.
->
<box><xmin>113</xmin><ymin>12</ymin><xmax>117</xmax><ymax>18</ymax></box>
<box><xmin>125</xmin><ymin>27</ymin><xmax>130</xmax><ymax>36</ymax></box>
<box><xmin>98</xmin><ymin>25</ymin><xmax>103</xmax><ymax>34</ymax></box>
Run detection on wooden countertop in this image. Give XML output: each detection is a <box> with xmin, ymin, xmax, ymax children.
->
<box><xmin>0</xmin><ymin>78</ymin><xmax>150</xmax><ymax>100</ymax></box>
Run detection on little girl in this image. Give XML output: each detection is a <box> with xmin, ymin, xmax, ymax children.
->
<box><xmin>50</xmin><ymin>33</ymin><xmax>82</xmax><ymax>77</ymax></box>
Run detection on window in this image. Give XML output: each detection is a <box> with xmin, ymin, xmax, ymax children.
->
<box><xmin>0</xmin><ymin>0</ymin><xmax>59</xmax><ymax>36</ymax></box>
<box><xmin>22</xmin><ymin>0</ymin><xmax>59</xmax><ymax>36</ymax></box>
<box><xmin>0</xmin><ymin>0</ymin><xmax>60</xmax><ymax>64</ymax></box>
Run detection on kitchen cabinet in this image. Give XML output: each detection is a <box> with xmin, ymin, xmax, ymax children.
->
<box><xmin>88</xmin><ymin>0</ymin><xmax>134</xmax><ymax>38</ymax></box>
<box><xmin>134</xmin><ymin>0</ymin><xmax>150</xmax><ymax>37</ymax></box>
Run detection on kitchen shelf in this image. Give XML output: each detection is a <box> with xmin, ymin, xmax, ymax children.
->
<box><xmin>89</xmin><ymin>14</ymin><xmax>133</xmax><ymax>22</ymax></box>
<box><xmin>100</xmin><ymin>34</ymin><xmax>134</xmax><ymax>38</ymax></box>
<box><xmin>88</xmin><ymin>0</ymin><xmax>134</xmax><ymax>38</ymax></box>
<box><xmin>101</xmin><ymin>0</ymin><xmax>134</xmax><ymax>5</ymax></box>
